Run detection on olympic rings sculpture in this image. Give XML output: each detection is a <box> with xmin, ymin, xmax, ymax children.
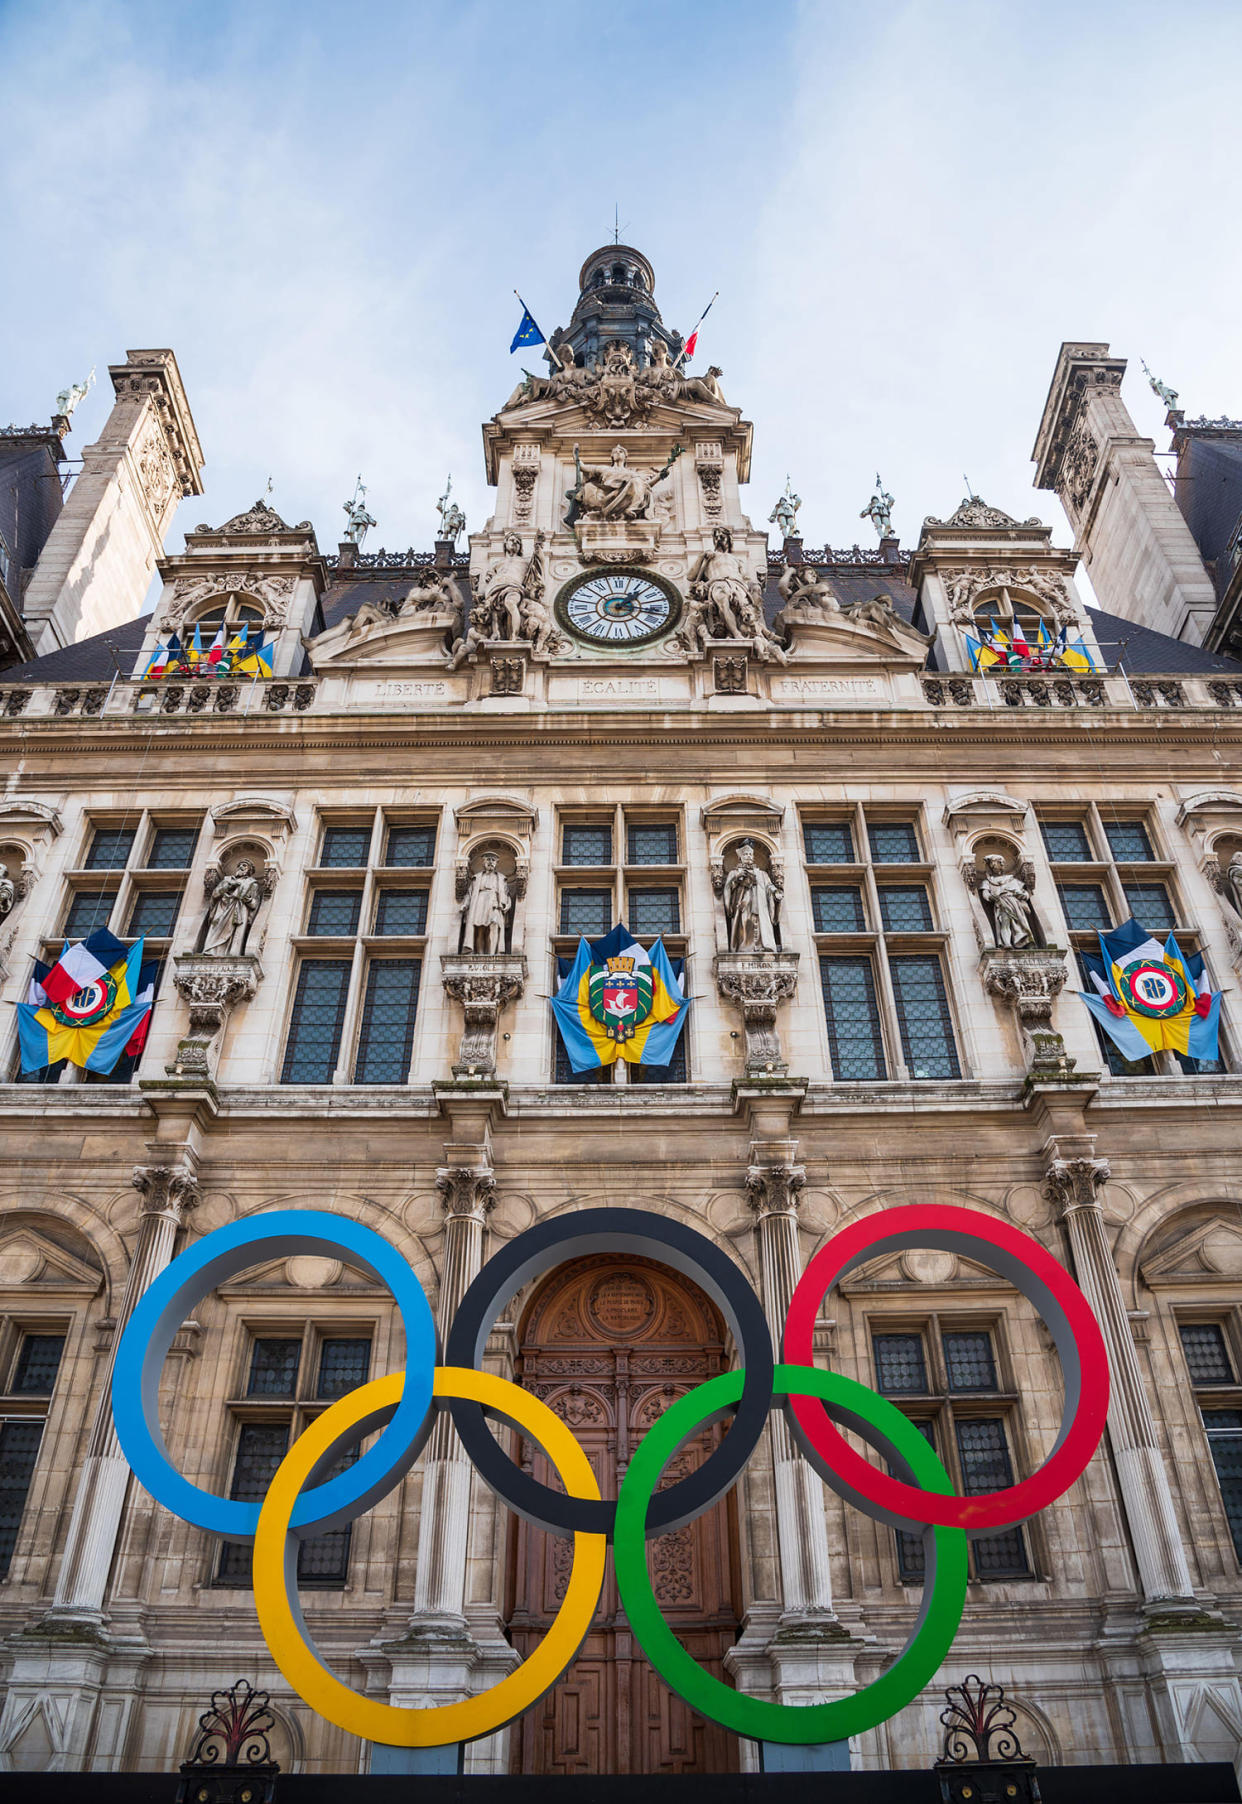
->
<box><xmin>112</xmin><ymin>1204</ymin><xmax>1109</xmax><ymax>1751</ymax></box>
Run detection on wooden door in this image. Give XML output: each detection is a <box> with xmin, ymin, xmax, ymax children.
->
<box><xmin>506</xmin><ymin>1255</ymin><xmax>742</xmax><ymax>1775</ymax></box>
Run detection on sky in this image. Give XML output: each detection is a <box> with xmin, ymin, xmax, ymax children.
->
<box><xmin>3</xmin><ymin>0</ymin><xmax>1242</xmax><ymax>569</ymax></box>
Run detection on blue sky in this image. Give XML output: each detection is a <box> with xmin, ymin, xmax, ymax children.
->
<box><xmin>3</xmin><ymin>0</ymin><xmax>1241</xmax><ymax>564</ymax></box>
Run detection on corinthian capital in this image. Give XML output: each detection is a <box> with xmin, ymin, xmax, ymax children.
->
<box><xmin>745</xmin><ymin>1162</ymin><xmax>806</xmax><ymax>1219</ymax></box>
<box><xmin>131</xmin><ymin>1162</ymin><xmax>201</xmax><ymax>1220</ymax></box>
<box><xmin>1044</xmin><ymin>1156</ymin><xmax>1111</xmax><ymax>1215</ymax></box>
<box><xmin>435</xmin><ymin>1165</ymin><xmax>497</xmax><ymax>1221</ymax></box>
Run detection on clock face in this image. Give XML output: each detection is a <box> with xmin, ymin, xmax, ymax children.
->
<box><xmin>556</xmin><ymin>571</ymin><xmax>680</xmax><ymax>648</ymax></box>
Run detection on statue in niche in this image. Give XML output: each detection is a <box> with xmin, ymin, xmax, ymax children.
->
<box><xmin>686</xmin><ymin>527</ymin><xmax>787</xmax><ymax>663</ymax></box>
<box><xmin>566</xmin><ymin>443</ymin><xmax>684</xmax><ymax>525</ymax></box>
<box><xmin>436</xmin><ymin>477</ymin><xmax>466</xmax><ymax>547</ymax></box>
<box><xmin>723</xmin><ymin>839</ymin><xmax>782</xmax><ymax>953</ymax></box>
<box><xmin>0</xmin><ymin>862</ymin><xmax>16</xmax><ymax>921</ymax></box>
<box><xmin>979</xmin><ymin>853</ymin><xmax>1038</xmax><ymax>949</ymax></box>
<box><xmin>768</xmin><ymin>477</ymin><xmax>802</xmax><ymax>542</ymax></box>
<box><xmin>198</xmin><ymin>859</ymin><xmax>262</xmax><ymax>956</ymax></box>
<box><xmin>775</xmin><ymin>562</ymin><xmax>839</xmax><ymax>628</ymax></box>
<box><xmin>459</xmin><ymin>851</ymin><xmax>512</xmax><ymax>955</ymax></box>
<box><xmin>1226</xmin><ymin>850</ymin><xmax>1242</xmax><ymax>920</ymax></box>
<box><xmin>860</xmin><ymin>473</ymin><xmax>895</xmax><ymax>540</ymax></box>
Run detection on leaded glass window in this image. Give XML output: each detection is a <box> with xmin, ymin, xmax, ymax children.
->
<box><xmin>633</xmin><ymin>1035</ymin><xmax>688</xmax><ymax>1084</ymax></box>
<box><xmin>804</xmin><ymin>823</ymin><xmax>855</xmax><ymax>864</ymax></box>
<box><xmin>895</xmin><ymin>1419</ymin><xmax>937</xmax><ymax>1580</ymax></box>
<box><xmin>247</xmin><ymin>1339</ymin><xmax>300</xmax><ymax>1397</ymax></box>
<box><xmin>1057</xmin><ymin>883</ymin><xmax>1111</xmax><ymax>931</ymax></box>
<box><xmin>0</xmin><ymin>1420</ymin><xmax>44</xmax><ymax>1578</ymax></box>
<box><xmin>63</xmin><ymin>890</ymin><xmax>114</xmax><ymax>936</ymax></box>
<box><xmin>319</xmin><ymin>826</ymin><xmax>370</xmax><ymax>868</ymax></box>
<box><xmin>628</xmin><ymin>887</ymin><xmax>679</xmax><ymax>936</ymax></box>
<box><xmin>1104</xmin><ymin>819</ymin><xmax>1154</xmax><ymax>862</ymax></box>
<box><xmin>317</xmin><ymin>1339</ymin><xmax>371</xmax><ymax>1400</ymax></box>
<box><xmin>554</xmin><ymin>1038</ymin><xmax>612</xmax><ymax>1085</ymax></box>
<box><xmin>147</xmin><ymin>828</ymin><xmax>197</xmax><ymax>870</ymax></box>
<box><xmin>1180</xmin><ymin>1323</ymin><xmax>1235</xmax><ymax>1386</ymax></box>
<box><xmin>308</xmin><ymin>891</ymin><xmax>362</xmax><ymax>936</ymax></box>
<box><xmin>1123</xmin><ymin>882</ymin><xmax>1176</xmax><ymax>932</ymax></box>
<box><xmin>374</xmin><ymin>889</ymin><xmax>428</xmax><ymax>936</ymax></box>
<box><xmin>628</xmin><ymin>824</ymin><xmax>677</xmax><ymax>865</ymax></box>
<box><xmin>217</xmin><ymin>1423</ymin><xmax>289</xmax><ymax>1584</ymax></box>
<box><xmin>873</xmin><ymin>1333</ymin><xmax>928</xmax><ymax>1395</ymax></box>
<box><xmin>281</xmin><ymin>960</ymin><xmax>351</xmax><ymax>1083</ymax></box>
<box><xmin>819</xmin><ymin>955</ymin><xmax>886</xmax><ymax>1081</ymax></box>
<box><xmin>353</xmin><ymin>960</ymin><xmax>420</xmax><ymax>1084</ymax></box>
<box><xmin>384</xmin><ymin>825</ymin><xmax>435</xmax><ymax>868</ymax></box>
<box><xmin>562</xmin><ymin>824</ymin><xmax>612</xmax><ymax>866</ymax></box>
<box><xmin>812</xmin><ymin>886</ymin><xmax>865</xmax><ymax>932</ymax></box>
<box><xmin>127</xmin><ymin>890</ymin><xmax>181</xmax><ymax>936</ymax></box>
<box><xmin>1041</xmin><ymin>820</ymin><xmax>1092</xmax><ymax>862</ymax></box>
<box><xmin>11</xmin><ymin>1335</ymin><xmax>65</xmax><ymax>1396</ymax></box>
<box><xmin>85</xmin><ymin>827</ymin><xmax>136</xmax><ymax>871</ymax></box>
<box><xmin>867</xmin><ymin>822</ymin><xmax>920</xmax><ymax>864</ymax></box>
<box><xmin>1202</xmin><ymin>1412</ymin><xmax>1242</xmax><ymax>1560</ymax></box>
<box><xmin>956</xmin><ymin>1419</ymin><xmax>1029</xmax><ymax>1576</ymax></box>
<box><xmin>878</xmin><ymin>885</ymin><xmax>933</xmax><ymax>932</ymax></box>
<box><xmin>943</xmin><ymin>1331</ymin><xmax>997</xmax><ymax>1392</ymax></box>
<box><xmin>560</xmin><ymin>889</ymin><xmax>613</xmax><ymax>936</ymax></box>
<box><xmin>890</xmin><ymin>955</ymin><xmax>960</xmax><ymax>1079</ymax></box>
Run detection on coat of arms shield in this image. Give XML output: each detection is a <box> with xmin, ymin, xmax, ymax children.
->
<box><xmin>587</xmin><ymin>955</ymin><xmax>654</xmax><ymax>1043</ymax></box>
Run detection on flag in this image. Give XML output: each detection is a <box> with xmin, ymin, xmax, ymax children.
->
<box><xmin>510</xmin><ymin>306</ymin><xmax>545</xmax><ymax>353</ymax></box>
<box><xmin>187</xmin><ymin>623</ymin><xmax>204</xmax><ymax>669</ymax></box>
<box><xmin>205</xmin><ymin>624</ymin><xmax>227</xmax><ymax>669</ymax></box>
<box><xmin>142</xmin><ymin>633</ymin><xmax>179</xmax><ymax>680</ymax></box>
<box><xmin>235</xmin><ymin>636</ymin><xmax>274</xmax><ymax>677</ymax></box>
<box><xmin>965</xmin><ymin>632</ymin><xmax>1002</xmax><ymax>671</ymax></box>
<box><xmin>16</xmin><ymin>936</ymin><xmax>155</xmax><ymax>1074</ymax></box>
<box><xmin>680</xmin><ymin>292</ymin><xmax>718</xmax><ymax>365</ymax></box>
<box><xmin>549</xmin><ymin>924</ymin><xmax>689</xmax><ymax>1069</ymax></box>
<box><xmin>683</xmin><ymin>327</ymin><xmax>700</xmax><ymax>361</ymax></box>
<box><xmin>1010</xmin><ymin>619</ymin><xmax>1031</xmax><ymax>661</ymax></box>
<box><xmin>1059</xmin><ymin>633</ymin><xmax>1098</xmax><ymax>673</ymax></box>
<box><xmin>1077</xmin><ymin>917</ymin><xmax>1220</xmax><ymax>1062</ymax></box>
<box><xmin>37</xmin><ymin>927</ymin><xmax>129</xmax><ymax>1007</ymax></box>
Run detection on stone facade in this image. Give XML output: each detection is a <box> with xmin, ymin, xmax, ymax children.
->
<box><xmin>5</xmin><ymin>250</ymin><xmax>1242</xmax><ymax>1779</ymax></box>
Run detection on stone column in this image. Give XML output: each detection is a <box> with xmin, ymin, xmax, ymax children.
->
<box><xmin>47</xmin><ymin>1162</ymin><xmax>200</xmax><ymax>1623</ymax></box>
<box><xmin>1043</xmin><ymin>1150</ymin><xmax>1196</xmax><ymax>1604</ymax></box>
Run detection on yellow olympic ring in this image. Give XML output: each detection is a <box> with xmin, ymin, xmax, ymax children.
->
<box><xmin>253</xmin><ymin>1366</ymin><xmax>606</xmax><ymax>1746</ymax></box>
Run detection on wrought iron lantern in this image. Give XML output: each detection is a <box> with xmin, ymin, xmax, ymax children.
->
<box><xmin>176</xmin><ymin>1679</ymin><xmax>279</xmax><ymax>1804</ymax></box>
<box><xmin>935</xmin><ymin>1675</ymin><xmax>1040</xmax><ymax>1804</ymax></box>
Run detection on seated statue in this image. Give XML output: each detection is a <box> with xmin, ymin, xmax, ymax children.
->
<box><xmin>775</xmin><ymin>563</ymin><xmax>839</xmax><ymax>631</ymax></box>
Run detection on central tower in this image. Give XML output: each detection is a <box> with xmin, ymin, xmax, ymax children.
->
<box><xmin>552</xmin><ymin>244</ymin><xmax>681</xmax><ymax>371</ymax></box>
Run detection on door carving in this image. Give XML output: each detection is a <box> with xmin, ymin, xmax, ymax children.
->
<box><xmin>506</xmin><ymin>1254</ymin><xmax>742</xmax><ymax>1775</ymax></box>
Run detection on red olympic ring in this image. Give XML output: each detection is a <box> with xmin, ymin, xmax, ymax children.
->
<box><xmin>782</xmin><ymin>1204</ymin><xmax>1109</xmax><ymax>1533</ymax></box>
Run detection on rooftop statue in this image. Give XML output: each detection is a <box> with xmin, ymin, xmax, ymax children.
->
<box><xmin>566</xmin><ymin>443</ymin><xmax>684</xmax><ymax>526</ymax></box>
<box><xmin>775</xmin><ymin>561</ymin><xmax>838</xmax><ymax>628</ymax></box>
<box><xmin>436</xmin><ymin>475</ymin><xmax>467</xmax><ymax>546</ymax></box>
<box><xmin>768</xmin><ymin>476</ymin><xmax>802</xmax><ymax>542</ymax></box>
<box><xmin>397</xmin><ymin>567</ymin><xmax>464</xmax><ymax>631</ymax></box>
<box><xmin>1142</xmin><ymin>359</ymin><xmax>1180</xmax><ymax>413</ymax></box>
<box><xmin>55</xmin><ymin>367</ymin><xmax>95</xmax><ymax>420</ymax></box>
<box><xmin>860</xmin><ymin>473</ymin><xmax>894</xmax><ymax>541</ymax></box>
<box><xmin>342</xmin><ymin>475</ymin><xmax>376</xmax><ymax>548</ymax></box>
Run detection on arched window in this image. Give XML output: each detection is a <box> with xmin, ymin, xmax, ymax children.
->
<box><xmin>186</xmin><ymin>593</ymin><xmax>266</xmax><ymax>639</ymax></box>
<box><xmin>971</xmin><ymin>585</ymin><xmax>1048</xmax><ymax>642</ymax></box>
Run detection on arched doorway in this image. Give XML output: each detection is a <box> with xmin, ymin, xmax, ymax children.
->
<box><xmin>505</xmin><ymin>1254</ymin><xmax>743</xmax><ymax>1775</ymax></box>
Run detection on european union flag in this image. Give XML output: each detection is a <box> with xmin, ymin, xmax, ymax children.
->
<box><xmin>510</xmin><ymin>306</ymin><xmax>545</xmax><ymax>353</ymax></box>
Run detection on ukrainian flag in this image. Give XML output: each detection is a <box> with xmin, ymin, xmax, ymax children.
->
<box><xmin>550</xmin><ymin>924</ymin><xmax>688</xmax><ymax>1070</ymax></box>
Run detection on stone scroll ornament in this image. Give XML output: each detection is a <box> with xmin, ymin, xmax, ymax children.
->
<box><xmin>112</xmin><ymin>1205</ymin><xmax>1108</xmax><ymax>1752</ymax></box>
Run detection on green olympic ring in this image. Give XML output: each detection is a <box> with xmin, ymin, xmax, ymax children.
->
<box><xmin>614</xmin><ymin>1364</ymin><xmax>969</xmax><ymax>1743</ymax></box>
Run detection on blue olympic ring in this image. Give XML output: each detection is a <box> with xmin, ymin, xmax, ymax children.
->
<box><xmin>111</xmin><ymin>1210</ymin><xmax>438</xmax><ymax>1538</ymax></box>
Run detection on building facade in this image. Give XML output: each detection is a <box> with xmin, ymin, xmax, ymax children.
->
<box><xmin>4</xmin><ymin>255</ymin><xmax>1242</xmax><ymax>1777</ymax></box>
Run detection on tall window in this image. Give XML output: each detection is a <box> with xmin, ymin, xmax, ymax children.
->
<box><xmin>216</xmin><ymin>1330</ymin><xmax>371</xmax><ymax>1587</ymax></box>
<box><xmin>1</xmin><ymin>1329</ymin><xmax>66</xmax><ymax>1578</ymax></box>
<box><xmin>1178</xmin><ymin>1321</ymin><xmax>1242</xmax><ymax>1561</ymax></box>
<box><xmin>871</xmin><ymin>1320</ymin><xmax>1031</xmax><ymax>1582</ymax></box>
<box><xmin>282</xmin><ymin>814</ymin><xmax>435</xmax><ymax>1085</ymax></box>
<box><xmin>805</xmin><ymin>811</ymin><xmax>960</xmax><ymax>1081</ymax></box>
<box><xmin>1039</xmin><ymin>806</ymin><xmax>1221</xmax><ymax>1075</ymax></box>
<box><xmin>554</xmin><ymin>809</ymin><xmax>687</xmax><ymax>1084</ymax></box>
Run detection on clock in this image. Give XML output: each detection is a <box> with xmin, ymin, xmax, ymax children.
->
<box><xmin>555</xmin><ymin>570</ymin><xmax>680</xmax><ymax>649</ymax></box>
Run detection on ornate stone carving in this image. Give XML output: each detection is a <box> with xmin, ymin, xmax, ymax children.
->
<box><xmin>1063</xmin><ymin>426</ymin><xmax>1099</xmax><ymax>513</ymax></box>
<box><xmin>1043</xmin><ymin>1155</ymin><xmax>1111</xmax><ymax>1215</ymax></box>
<box><xmin>131</xmin><ymin>1162</ymin><xmax>201</xmax><ymax>1220</ymax></box>
<box><xmin>449</xmin><ymin>531</ymin><xmax>559</xmax><ymax>666</ymax></box>
<box><xmin>441</xmin><ymin>952</ymin><xmax>527</xmax><ymax>1079</ymax></box>
<box><xmin>434</xmin><ymin>1164</ymin><xmax>497</xmax><ymax>1219</ymax></box>
<box><xmin>511</xmin><ymin>447</ymin><xmax>539</xmax><ymax>524</ymax></box>
<box><xmin>194</xmin><ymin>499</ymin><xmax>313</xmax><ymax>538</ymax></box>
<box><xmin>744</xmin><ymin>1161</ymin><xmax>806</xmax><ymax>1218</ymax></box>
<box><xmin>980</xmin><ymin>945</ymin><xmax>1072</xmax><ymax>1076</ymax></box>
<box><xmin>695</xmin><ymin>443</ymin><xmax>724</xmax><ymax>519</ymax></box>
<box><xmin>774</xmin><ymin>563</ymin><xmax>839</xmax><ymax>630</ymax></box>
<box><xmin>942</xmin><ymin>566</ymin><xmax>1075</xmax><ymax>630</ymax></box>
<box><xmin>714</xmin><ymin>654</ymin><xmax>748</xmax><ymax>694</ymax></box>
<box><xmin>135</xmin><ymin>418</ymin><xmax>176</xmax><ymax>520</ymax></box>
<box><xmin>682</xmin><ymin>527</ymin><xmax>786</xmax><ymax>664</ymax></box>
<box><xmin>723</xmin><ymin>838</ymin><xmax>782</xmax><ymax>951</ymax></box>
<box><xmin>971</xmin><ymin>853</ymin><xmax>1038</xmax><ymax>949</ymax></box>
<box><xmin>459</xmin><ymin>851</ymin><xmax>513</xmax><ymax>955</ymax></box>
<box><xmin>395</xmin><ymin>567</ymin><xmax>463</xmax><ymax>632</ymax></box>
<box><xmin>163</xmin><ymin>570</ymin><xmax>298</xmax><ymax>628</ymax></box>
<box><xmin>168</xmin><ymin>953</ymin><xmax>262</xmax><ymax>1078</ymax></box>
<box><xmin>490</xmin><ymin>654</ymin><xmax>525</xmax><ymax>695</ymax></box>
<box><xmin>923</xmin><ymin>497</ymin><xmax>1043</xmax><ymax>530</ymax></box>
<box><xmin>197</xmin><ymin>859</ymin><xmax>262</xmax><ymax>956</ymax></box>
<box><xmin>715</xmin><ymin>950</ymin><xmax>799</xmax><ymax>1077</ymax></box>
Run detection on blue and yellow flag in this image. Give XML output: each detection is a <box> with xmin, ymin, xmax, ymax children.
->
<box><xmin>550</xmin><ymin>924</ymin><xmax>688</xmax><ymax>1069</ymax></box>
<box><xmin>1077</xmin><ymin>917</ymin><xmax>1220</xmax><ymax>1061</ymax></box>
<box><xmin>510</xmin><ymin>306</ymin><xmax>546</xmax><ymax>354</ymax></box>
<box><xmin>16</xmin><ymin>936</ymin><xmax>155</xmax><ymax>1073</ymax></box>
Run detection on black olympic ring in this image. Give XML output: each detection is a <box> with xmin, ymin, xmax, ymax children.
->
<box><xmin>445</xmin><ymin>1208</ymin><xmax>774</xmax><ymax>1537</ymax></box>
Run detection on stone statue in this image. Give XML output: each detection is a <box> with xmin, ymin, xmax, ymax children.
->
<box><xmin>436</xmin><ymin>476</ymin><xmax>467</xmax><ymax>547</ymax></box>
<box><xmin>398</xmin><ymin>567</ymin><xmax>463</xmax><ymax>629</ymax></box>
<box><xmin>448</xmin><ymin>531</ymin><xmax>547</xmax><ymax>666</ymax></box>
<box><xmin>685</xmin><ymin>365</ymin><xmax>726</xmax><ymax>406</ymax></box>
<box><xmin>0</xmin><ymin>864</ymin><xmax>15</xmax><ymax>921</ymax></box>
<box><xmin>775</xmin><ymin>562</ymin><xmax>838</xmax><ymax>627</ymax></box>
<box><xmin>768</xmin><ymin>477</ymin><xmax>802</xmax><ymax>542</ymax></box>
<box><xmin>860</xmin><ymin>473</ymin><xmax>895</xmax><ymax>541</ymax></box>
<box><xmin>842</xmin><ymin>591</ymin><xmax>900</xmax><ymax>632</ymax></box>
<box><xmin>198</xmin><ymin>859</ymin><xmax>262</xmax><ymax>956</ymax></box>
<box><xmin>979</xmin><ymin>854</ymin><xmax>1037</xmax><ymax>949</ymax></box>
<box><xmin>687</xmin><ymin>527</ymin><xmax>787</xmax><ymax>663</ymax></box>
<box><xmin>566</xmin><ymin>443</ymin><xmax>684</xmax><ymax>524</ymax></box>
<box><xmin>460</xmin><ymin>851</ymin><xmax>513</xmax><ymax>955</ymax></box>
<box><xmin>1142</xmin><ymin>360</ymin><xmax>1180</xmax><ymax>413</ymax></box>
<box><xmin>55</xmin><ymin>368</ymin><xmax>95</xmax><ymax>420</ymax></box>
<box><xmin>1226</xmin><ymin>851</ymin><xmax>1242</xmax><ymax>920</ymax></box>
<box><xmin>723</xmin><ymin>840</ymin><xmax>781</xmax><ymax>952</ymax></box>
<box><xmin>342</xmin><ymin>475</ymin><xmax>376</xmax><ymax>548</ymax></box>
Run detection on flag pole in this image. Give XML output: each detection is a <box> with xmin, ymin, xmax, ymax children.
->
<box><xmin>674</xmin><ymin>291</ymin><xmax>719</xmax><ymax>369</ymax></box>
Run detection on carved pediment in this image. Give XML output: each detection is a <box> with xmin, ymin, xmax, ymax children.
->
<box><xmin>308</xmin><ymin>606</ymin><xmax>458</xmax><ymax>675</ymax></box>
<box><xmin>841</xmin><ymin>1248</ymin><xmax>1006</xmax><ymax>1289</ymax></box>
<box><xmin>217</xmin><ymin>1255</ymin><xmax>382</xmax><ymax>1293</ymax></box>
<box><xmin>1142</xmin><ymin>1218</ymin><xmax>1242</xmax><ymax>1286</ymax></box>
<box><xmin>0</xmin><ymin>1225</ymin><xmax>103</xmax><ymax>1291</ymax></box>
<box><xmin>779</xmin><ymin>610</ymin><xmax>928</xmax><ymax>669</ymax></box>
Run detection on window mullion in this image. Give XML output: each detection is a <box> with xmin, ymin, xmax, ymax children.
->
<box><xmin>334</xmin><ymin>941</ymin><xmax>368</xmax><ymax>1084</ymax></box>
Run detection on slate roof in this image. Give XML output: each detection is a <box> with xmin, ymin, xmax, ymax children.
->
<box><xmin>4</xmin><ymin>558</ymin><xmax>1242</xmax><ymax>685</ymax></box>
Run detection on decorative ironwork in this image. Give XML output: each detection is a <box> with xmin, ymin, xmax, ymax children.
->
<box><xmin>323</xmin><ymin>547</ymin><xmax>471</xmax><ymax>570</ymax></box>
<box><xmin>938</xmin><ymin>1675</ymin><xmax>1026</xmax><ymax>1764</ymax></box>
<box><xmin>178</xmin><ymin>1679</ymin><xmax>279</xmax><ymax>1804</ymax></box>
